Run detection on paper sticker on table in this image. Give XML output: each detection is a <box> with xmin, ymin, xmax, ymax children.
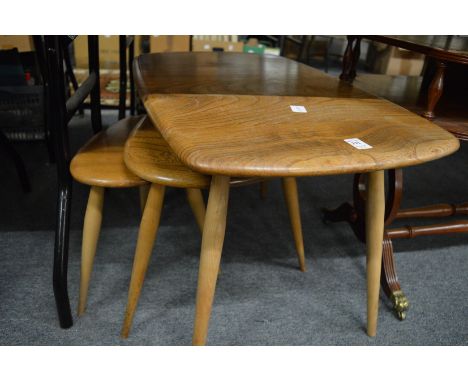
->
<box><xmin>290</xmin><ymin>105</ymin><xmax>307</xmax><ymax>113</ymax></box>
<box><xmin>344</xmin><ymin>138</ymin><xmax>373</xmax><ymax>150</ymax></box>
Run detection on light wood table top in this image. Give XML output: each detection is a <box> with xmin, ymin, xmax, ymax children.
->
<box><xmin>144</xmin><ymin>94</ymin><xmax>459</xmax><ymax>177</ymax></box>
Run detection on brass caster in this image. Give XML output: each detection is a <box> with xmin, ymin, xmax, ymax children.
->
<box><xmin>390</xmin><ymin>290</ymin><xmax>409</xmax><ymax>321</ymax></box>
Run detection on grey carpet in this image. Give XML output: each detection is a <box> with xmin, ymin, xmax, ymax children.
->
<box><xmin>0</xmin><ymin>110</ymin><xmax>467</xmax><ymax>345</ymax></box>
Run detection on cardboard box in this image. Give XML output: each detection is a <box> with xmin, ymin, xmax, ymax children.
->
<box><xmin>150</xmin><ymin>35</ymin><xmax>190</xmax><ymax>53</ymax></box>
<box><xmin>74</xmin><ymin>35</ymin><xmax>142</xmax><ymax>70</ymax></box>
<box><xmin>0</xmin><ymin>35</ymin><xmax>34</xmax><ymax>52</ymax></box>
<box><xmin>192</xmin><ymin>40</ymin><xmax>244</xmax><ymax>53</ymax></box>
<box><xmin>373</xmin><ymin>46</ymin><xmax>424</xmax><ymax>76</ymax></box>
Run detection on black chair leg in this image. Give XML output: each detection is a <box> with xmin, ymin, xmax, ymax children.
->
<box><xmin>44</xmin><ymin>123</ymin><xmax>56</xmax><ymax>164</ymax></box>
<box><xmin>129</xmin><ymin>37</ymin><xmax>136</xmax><ymax>116</ymax></box>
<box><xmin>53</xmin><ymin>181</ymin><xmax>73</xmax><ymax>328</ymax></box>
<box><xmin>0</xmin><ymin>130</ymin><xmax>31</xmax><ymax>192</ymax></box>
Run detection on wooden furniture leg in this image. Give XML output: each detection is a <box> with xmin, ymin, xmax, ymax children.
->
<box><xmin>340</xmin><ymin>36</ymin><xmax>361</xmax><ymax>82</ymax></box>
<box><xmin>139</xmin><ymin>184</ymin><xmax>150</xmax><ymax>212</ymax></box>
<box><xmin>192</xmin><ymin>175</ymin><xmax>230</xmax><ymax>345</ymax></box>
<box><xmin>186</xmin><ymin>188</ymin><xmax>206</xmax><ymax>233</ymax></box>
<box><xmin>422</xmin><ymin>61</ymin><xmax>446</xmax><ymax>120</ymax></box>
<box><xmin>322</xmin><ymin>169</ymin><xmax>410</xmax><ymax>320</ymax></box>
<box><xmin>281</xmin><ymin>177</ymin><xmax>306</xmax><ymax>272</ymax></box>
<box><xmin>78</xmin><ymin>186</ymin><xmax>105</xmax><ymax>316</ymax></box>
<box><xmin>121</xmin><ymin>184</ymin><xmax>165</xmax><ymax>338</ymax></box>
<box><xmin>396</xmin><ymin>202</ymin><xmax>468</xmax><ymax>219</ymax></box>
<box><xmin>381</xmin><ymin>233</ymin><xmax>409</xmax><ymax>319</ymax></box>
<box><xmin>365</xmin><ymin>171</ymin><xmax>385</xmax><ymax>337</ymax></box>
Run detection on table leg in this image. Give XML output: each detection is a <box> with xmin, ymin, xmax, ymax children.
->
<box><xmin>340</xmin><ymin>36</ymin><xmax>361</xmax><ymax>82</ymax></box>
<box><xmin>322</xmin><ymin>170</ymin><xmax>410</xmax><ymax>320</ymax></box>
<box><xmin>365</xmin><ymin>171</ymin><xmax>385</xmax><ymax>337</ymax></box>
<box><xmin>78</xmin><ymin>186</ymin><xmax>105</xmax><ymax>316</ymax></box>
<box><xmin>139</xmin><ymin>184</ymin><xmax>150</xmax><ymax>213</ymax></box>
<box><xmin>282</xmin><ymin>177</ymin><xmax>306</xmax><ymax>272</ymax></box>
<box><xmin>192</xmin><ymin>175</ymin><xmax>230</xmax><ymax>345</ymax></box>
<box><xmin>121</xmin><ymin>184</ymin><xmax>165</xmax><ymax>338</ymax></box>
<box><xmin>186</xmin><ymin>188</ymin><xmax>206</xmax><ymax>234</ymax></box>
<box><xmin>422</xmin><ymin>61</ymin><xmax>446</xmax><ymax>120</ymax></box>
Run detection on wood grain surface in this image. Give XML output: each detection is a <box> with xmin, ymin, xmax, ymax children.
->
<box><xmin>124</xmin><ymin>116</ymin><xmax>210</xmax><ymax>188</ymax></box>
<box><xmin>70</xmin><ymin>116</ymin><xmax>147</xmax><ymax>188</ymax></box>
<box><xmin>135</xmin><ymin>52</ymin><xmax>373</xmax><ymax>99</ymax></box>
<box><xmin>144</xmin><ymin>94</ymin><xmax>459</xmax><ymax>177</ymax></box>
<box><xmin>124</xmin><ymin>116</ymin><xmax>263</xmax><ymax>188</ymax></box>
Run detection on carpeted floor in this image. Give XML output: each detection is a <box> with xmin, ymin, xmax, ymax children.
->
<box><xmin>0</xmin><ymin>110</ymin><xmax>467</xmax><ymax>345</ymax></box>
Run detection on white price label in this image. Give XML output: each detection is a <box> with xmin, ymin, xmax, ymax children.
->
<box><xmin>344</xmin><ymin>138</ymin><xmax>373</xmax><ymax>150</ymax></box>
<box><xmin>290</xmin><ymin>105</ymin><xmax>307</xmax><ymax>113</ymax></box>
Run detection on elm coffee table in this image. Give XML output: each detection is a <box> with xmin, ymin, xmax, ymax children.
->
<box><xmin>135</xmin><ymin>53</ymin><xmax>459</xmax><ymax>345</ymax></box>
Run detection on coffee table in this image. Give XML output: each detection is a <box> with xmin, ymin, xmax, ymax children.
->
<box><xmin>135</xmin><ymin>52</ymin><xmax>459</xmax><ymax>345</ymax></box>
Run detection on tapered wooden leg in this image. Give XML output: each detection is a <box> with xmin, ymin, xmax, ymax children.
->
<box><xmin>186</xmin><ymin>188</ymin><xmax>206</xmax><ymax>233</ymax></box>
<box><xmin>77</xmin><ymin>186</ymin><xmax>105</xmax><ymax>316</ymax></box>
<box><xmin>365</xmin><ymin>171</ymin><xmax>385</xmax><ymax>337</ymax></box>
<box><xmin>139</xmin><ymin>184</ymin><xmax>150</xmax><ymax>213</ymax></box>
<box><xmin>121</xmin><ymin>183</ymin><xmax>165</xmax><ymax>338</ymax></box>
<box><xmin>281</xmin><ymin>177</ymin><xmax>306</xmax><ymax>272</ymax></box>
<box><xmin>192</xmin><ymin>175</ymin><xmax>230</xmax><ymax>345</ymax></box>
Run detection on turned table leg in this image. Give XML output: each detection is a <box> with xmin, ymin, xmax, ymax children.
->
<box><xmin>192</xmin><ymin>175</ymin><xmax>230</xmax><ymax>345</ymax></box>
<box><xmin>340</xmin><ymin>36</ymin><xmax>361</xmax><ymax>82</ymax></box>
<box><xmin>365</xmin><ymin>171</ymin><xmax>385</xmax><ymax>337</ymax></box>
<box><xmin>381</xmin><ymin>234</ymin><xmax>409</xmax><ymax>320</ymax></box>
<box><xmin>422</xmin><ymin>61</ymin><xmax>446</xmax><ymax>120</ymax></box>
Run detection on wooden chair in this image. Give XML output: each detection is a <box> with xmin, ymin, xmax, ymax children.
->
<box><xmin>120</xmin><ymin>116</ymin><xmax>306</xmax><ymax>338</ymax></box>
